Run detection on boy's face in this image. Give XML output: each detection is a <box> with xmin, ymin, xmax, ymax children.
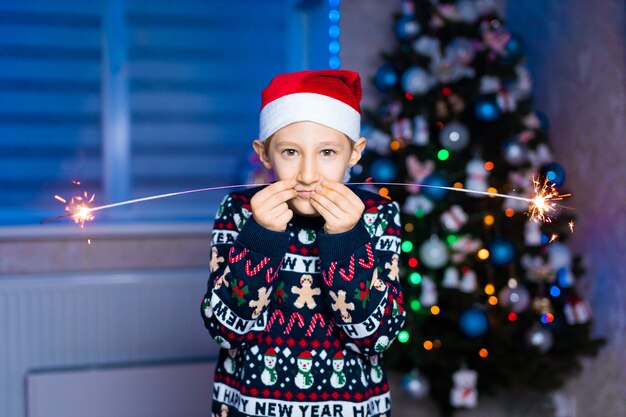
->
<box><xmin>253</xmin><ymin>121</ymin><xmax>366</xmax><ymax>217</ymax></box>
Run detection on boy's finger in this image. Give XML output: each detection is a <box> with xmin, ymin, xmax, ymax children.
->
<box><xmin>254</xmin><ymin>179</ymin><xmax>296</xmax><ymax>202</ymax></box>
<box><xmin>310</xmin><ymin>191</ymin><xmax>344</xmax><ymax>218</ymax></box>
<box><xmin>309</xmin><ymin>195</ymin><xmax>340</xmax><ymax>222</ymax></box>
<box><xmin>316</xmin><ymin>182</ymin><xmax>359</xmax><ymax>213</ymax></box>
<box><xmin>325</xmin><ymin>180</ymin><xmax>364</xmax><ymax>208</ymax></box>
<box><xmin>261</xmin><ymin>188</ymin><xmax>297</xmax><ymax>211</ymax></box>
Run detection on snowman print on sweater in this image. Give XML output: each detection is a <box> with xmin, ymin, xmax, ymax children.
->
<box><xmin>363</xmin><ymin>207</ymin><xmax>387</xmax><ymax>237</ymax></box>
<box><xmin>232</xmin><ymin>207</ymin><xmax>251</xmax><ymax>230</ymax></box>
<box><xmin>369</xmin><ymin>355</ymin><xmax>383</xmax><ymax>383</ymax></box>
<box><xmin>294</xmin><ymin>351</ymin><xmax>314</xmax><ymax>389</ymax></box>
<box><xmin>260</xmin><ymin>347</ymin><xmax>278</xmax><ymax>386</ymax></box>
<box><xmin>330</xmin><ymin>351</ymin><xmax>347</xmax><ymax>389</ymax></box>
<box><xmin>223</xmin><ymin>349</ymin><xmax>237</xmax><ymax>374</ymax></box>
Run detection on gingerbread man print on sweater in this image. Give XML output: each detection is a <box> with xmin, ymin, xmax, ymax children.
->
<box><xmin>328</xmin><ymin>290</ymin><xmax>355</xmax><ymax>323</ymax></box>
<box><xmin>249</xmin><ymin>286</ymin><xmax>272</xmax><ymax>318</ymax></box>
<box><xmin>369</xmin><ymin>268</ymin><xmax>387</xmax><ymax>291</ymax></box>
<box><xmin>291</xmin><ymin>274</ymin><xmax>321</xmax><ymax>309</ymax></box>
<box><xmin>385</xmin><ymin>253</ymin><xmax>400</xmax><ymax>281</ymax></box>
<box><xmin>210</xmin><ymin>247</ymin><xmax>225</xmax><ymax>273</ymax></box>
<box><xmin>214</xmin><ymin>265</ymin><xmax>230</xmax><ymax>290</ymax></box>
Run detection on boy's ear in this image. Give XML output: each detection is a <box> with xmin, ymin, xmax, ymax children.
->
<box><xmin>348</xmin><ymin>137</ymin><xmax>367</xmax><ymax>167</ymax></box>
<box><xmin>253</xmin><ymin>139</ymin><xmax>273</xmax><ymax>170</ymax></box>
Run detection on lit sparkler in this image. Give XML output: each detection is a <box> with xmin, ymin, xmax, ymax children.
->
<box><xmin>526</xmin><ymin>177</ymin><xmax>571</xmax><ymax>224</ymax></box>
<box><xmin>568</xmin><ymin>220</ymin><xmax>575</xmax><ymax>233</ymax></box>
<box><xmin>48</xmin><ymin>190</ymin><xmax>96</xmax><ymax>228</ymax></box>
<box><xmin>42</xmin><ymin>178</ymin><xmax>570</xmax><ymax>226</ymax></box>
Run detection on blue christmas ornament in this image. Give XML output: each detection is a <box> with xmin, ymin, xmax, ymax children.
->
<box><xmin>374</xmin><ymin>64</ymin><xmax>398</xmax><ymax>93</ymax></box>
<box><xmin>401</xmin><ymin>66</ymin><xmax>433</xmax><ymax>95</ymax></box>
<box><xmin>369</xmin><ymin>158</ymin><xmax>397</xmax><ymax>182</ymax></box>
<box><xmin>420</xmin><ymin>173</ymin><xmax>450</xmax><ymax>202</ymax></box>
<box><xmin>459</xmin><ymin>306</ymin><xmax>488</xmax><ymax>337</ymax></box>
<box><xmin>501</xmin><ymin>34</ymin><xmax>524</xmax><ymax>63</ymax></box>
<box><xmin>395</xmin><ymin>15</ymin><xmax>421</xmax><ymax>40</ymax></box>
<box><xmin>488</xmin><ymin>238</ymin><xmax>516</xmax><ymax>266</ymax></box>
<box><xmin>542</xmin><ymin>162</ymin><xmax>566</xmax><ymax>187</ymax></box>
<box><xmin>474</xmin><ymin>97</ymin><xmax>501</xmax><ymax>121</ymax></box>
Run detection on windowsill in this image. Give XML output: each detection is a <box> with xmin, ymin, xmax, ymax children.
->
<box><xmin>0</xmin><ymin>222</ymin><xmax>214</xmax><ymax>241</ymax></box>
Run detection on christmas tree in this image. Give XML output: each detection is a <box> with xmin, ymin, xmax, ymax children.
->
<box><xmin>350</xmin><ymin>0</ymin><xmax>605</xmax><ymax>414</ymax></box>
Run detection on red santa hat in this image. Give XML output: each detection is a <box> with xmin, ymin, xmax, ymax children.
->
<box><xmin>259</xmin><ymin>70</ymin><xmax>362</xmax><ymax>142</ymax></box>
<box><xmin>333</xmin><ymin>351</ymin><xmax>344</xmax><ymax>360</ymax></box>
<box><xmin>265</xmin><ymin>347</ymin><xmax>277</xmax><ymax>356</ymax></box>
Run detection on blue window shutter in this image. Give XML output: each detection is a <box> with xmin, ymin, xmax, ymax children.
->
<box><xmin>0</xmin><ymin>0</ymin><xmax>336</xmax><ymax>225</ymax></box>
<box><xmin>0</xmin><ymin>1</ymin><xmax>102</xmax><ymax>225</ymax></box>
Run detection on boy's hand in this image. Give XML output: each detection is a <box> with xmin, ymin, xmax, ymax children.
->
<box><xmin>250</xmin><ymin>179</ymin><xmax>297</xmax><ymax>232</ymax></box>
<box><xmin>309</xmin><ymin>180</ymin><xmax>365</xmax><ymax>234</ymax></box>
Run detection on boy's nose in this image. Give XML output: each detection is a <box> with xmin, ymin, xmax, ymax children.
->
<box><xmin>297</xmin><ymin>157</ymin><xmax>319</xmax><ymax>185</ymax></box>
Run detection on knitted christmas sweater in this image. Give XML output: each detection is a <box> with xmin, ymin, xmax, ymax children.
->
<box><xmin>201</xmin><ymin>185</ymin><xmax>406</xmax><ymax>417</ymax></box>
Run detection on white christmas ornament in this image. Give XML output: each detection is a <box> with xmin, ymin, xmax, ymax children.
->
<box><xmin>413</xmin><ymin>36</ymin><xmax>442</xmax><ymax>62</ymax></box>
<box><xmin>442</xmin><ymin>267</ymin><xmax>460</xmax><ymax>288</ymax></box>
<box><xmin>456</xmin><ymin>0</ymin><xmax>479</xmax><ymax>23</ymax></box>
<box><xmin>459</xmin><ymin>269</ymin><xmax>478</xmax><ymax>293</ymax></box>
<box><xmin>564</xmin><ymin>297</ymin><xmax>592</xmax><ymax>325</ymax></box>
<box><xmin>528</xmin><ymin>143</ymin><xmax>553</xmax><ymax>167</ymax></box>
<box><xmin>466</xmin><ymin>158</ymin><xmax>489</xmax><ymax>197</ymax></box>
<box><xmin>526</xmin><ymin>325</ymin><xmax>553</xmax><ymax>353</ymax></box>
<box><xmin>392</xmin><ymin>117</ymin><xmax>413</xmax><ymax>142</ymax></box>
<box><xmin>524</xmin><ymin>221</ymin><xmax>542</xmax><ymax>247</ymax></box>
<box><xmin>401</xmin><ymin>369</ymin><xmax>430</xmax><ymax>399</ymax></box>
<box><xmin>413</xmin><ymin>115</ymin><xmax>430</xmax><ymax>145</ymax></box>
<box><xmin>402</xmin><ymin>66</ymin><xmax>435</xmax><ymax>95</ymax></box>
<box><xmin>450</xmin><ymin>368</ymin><xmax>478</xmax><ymax>408</ymax></box>
<box><xmin>450</xmin><ymin>235</ymin><xmax>483</xmax><ymax>264</ymax></box>
<box><xmin>479</xmin><ymin>76</ymin><xmax>501</xmax><ymax>94</ymax></box>
<box><xmin>439</xmin><ymin>121</ymin><xmax>470</xmax><ymax>151</ymax></box>
<box><xmin>365</xmin><ymin>128</ymin><xmax>392</xmax><ymax>155</ymax></box>
<box><xmin>521</xmin><ymin>254</ymin><xmax>556</xmax><ymax>282</ymax></box>
<box><xmin>547</xmin><ymin>242</ymin><xmax>572</xmax><ymax>270</ymax></box>
<box><xmin>419</xmin><ymin>276</ymin><xmax>438</xmax><ymax>307</ymax></box>
<box><xmin>419</xmin><ymin>235</ymin><xmax>450</xmax><ymax>269</ymax></box>
<box><xmin>403</xmin><ymin>194</ymin><xmax>434</xmax><ymax>216</ymax></box>
<box><xmin>441</xmin><ymin>205</ymin><xmax>468</xmax><ymax>232</ymax></box>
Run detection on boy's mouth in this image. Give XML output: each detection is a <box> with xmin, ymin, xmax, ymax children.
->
<box><xmin>296</xmin><ymin>190</ymin><xmax>313</xmax><ymax>199</ymax></box>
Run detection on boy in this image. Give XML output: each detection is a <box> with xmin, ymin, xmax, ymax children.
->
<box><xmin>201</xmin><ymin>70</ymin><xmax>405</xmax><ymax>417</ymax></box>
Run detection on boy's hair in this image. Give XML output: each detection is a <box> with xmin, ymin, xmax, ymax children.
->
<box><xmin>258</xmin><ymin>70</ymin><xmax>362</xmax><ymax>143</ymax></box>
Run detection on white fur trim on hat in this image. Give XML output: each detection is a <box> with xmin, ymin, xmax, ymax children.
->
<box><xmin>259</xmin><ymin>92</ymin><xmax>361</xmax><ymax>142</ymax></box>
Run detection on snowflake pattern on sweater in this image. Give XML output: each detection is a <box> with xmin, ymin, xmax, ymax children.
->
<box><xmin>201</xmin><ymin>185</ymin><xmax>405</xmax><ymax>417</ymax></box>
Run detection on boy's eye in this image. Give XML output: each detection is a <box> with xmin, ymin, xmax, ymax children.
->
<box><xmin>281</xmin><ymin>149</ymin><xmax>298</xmax><ymax>157</ymax></box>
<box><xmin>321</xmin><ymin>149</ymin><xmax>336</xmax><ymax>157</ymax></box>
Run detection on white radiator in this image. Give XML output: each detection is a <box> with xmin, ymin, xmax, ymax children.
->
<box><xmin>0</xmin><ymin>269</ymin><xmax>220</xmax><ymax>417</ymax></box>
<box><xmin>27</xmin><ymin>361</ymin><xmax>216</xmax><ymax>417</ymax></box>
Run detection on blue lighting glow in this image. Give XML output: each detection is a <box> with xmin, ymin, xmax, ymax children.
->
<box><xmin>329</xmin><ymin>56</ymin><xmax>341</xmax><ymax>69</ymax></box>
<box><xmin>328</xmin><ymin>1</ymin><xmax>341</xmax><ymax>69</ymax></box>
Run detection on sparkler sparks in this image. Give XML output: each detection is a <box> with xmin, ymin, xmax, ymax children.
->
<box><xmin>526</xmin><ymin>177</ymin><xmax>570</xmax><ymax>224</ymax></box>
<box><xmin>569</xmin><ymin>220</ymin><xmax>575</xmax><ymax>233</ymax></box>
<box><xmin>49</xmin><ymin>189</ymin><xmax>96</xmax><ymax>228</ymax></box>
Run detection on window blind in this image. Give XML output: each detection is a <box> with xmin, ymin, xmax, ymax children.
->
<box><xmin>0</xmin><ymin>0</ymin><xmax>335</xmax><ymax>225</ymax></box>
